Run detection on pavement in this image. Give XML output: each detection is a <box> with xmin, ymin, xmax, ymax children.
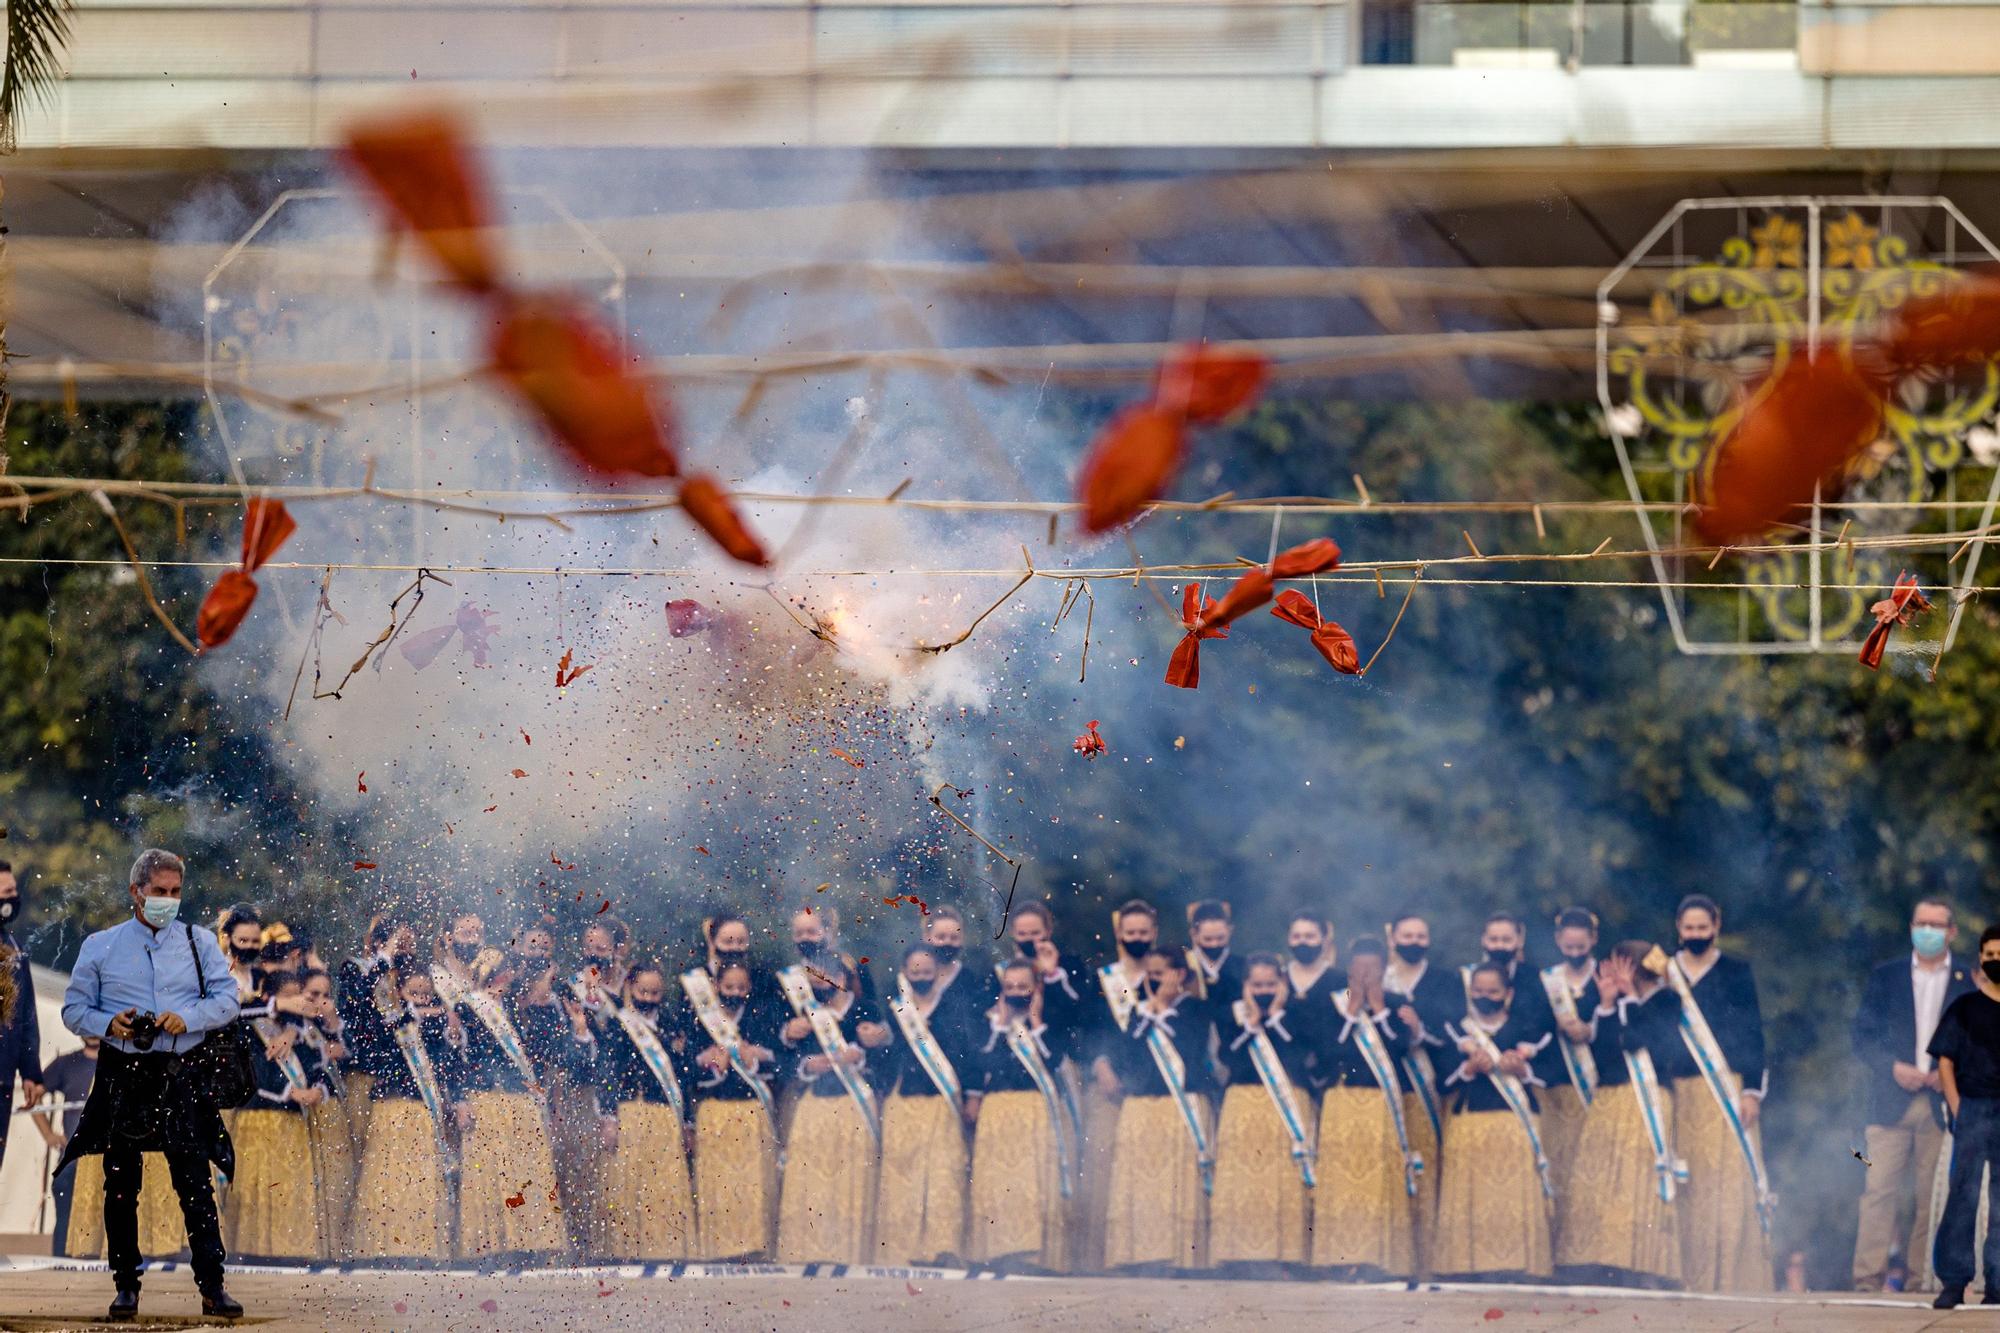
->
<box><xmin>0</xmin><ymin>1261</ymin><xmax>1990</xmax><ymax>1331</ymax></box>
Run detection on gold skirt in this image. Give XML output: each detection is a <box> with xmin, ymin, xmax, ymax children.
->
<box><xmin>352</xmin><ymin>1099</ymin><xmax>451</xmax><ymax>1260</ymax></box>
<box><xmin>1556</xmin><ymin>1081</ymin><xmax>1680</xmax><ymax>1280</ymax></box>
<box><xmin>604</xmin><ymin>1101</ymin><xmax>695</xmax><ymax>1260</ymax></box>
<box><xmin>1103</xmin><ymin>1094</ymin><xmax>1209</xmax><ymax>1270</ymax></box>
<box><xmin>1406</xmin><ymin>1092</ymin><xmax>1441</xmax><ymax>1279</ymax></box>
<box><xmin>457</xmin><ymin>1090</ymin><xmax>566</xmax><ymax>1260</ymax></box>
<box><xmin>695</xmin><ymin>1098</ymin><xmax>780</xmax><ymax>1260</ymax></box>
<box><xmin>1433</xmin><ymin>1108</ymin><xmax>1553</xmax><ymax>1278</ymax></box>
<box><xmin>223</xmin><ymin>1109</ymin><xmax>324</xmax><ymax>1260</ymax></box>
<box><xmin>968</xmin><ymin>1089</ymin><xmax>1068</xmax><ymax>1270</ymax></box>
<box><xmin>1540</xmin><ymin>1082</ymin><xmax>1588</xmax><ymax>1202</ymax></box>
<box><xmin>874</xmin><ymin>1093</ymin><xmax>968</xmax><ymax>1265</ymax></box>
<box><xmin>68</xmin><ymin>1152</ymin><xmax>202</xmax><ymax>1259</ymax></box>
<box><xmin>1073</xmin><ymin>1072</ymin><xmax>1120</xmax><ymax>1273</ymax></box>
<box><xmin>340</xmin><ymin>1071</ymin><xmax>375</xmax><ymax>1154</ymax></box>
<box><xmin>1312</xmin><ymin>1085</ymin><xmax>1415</xmax><ymax>1275</ymax></box>
<box><xmin>1210</xmin><ymin>1084</ymin><xmax>1313</xmax><ymax>1264</ymax></box>
<box><xmin>1672</xmin><ymin>1075</ymin><xmax>1772</xmax><ymax>1293</ymax></box>
<box><xmin>777</xmin><ymin>1093</ymin><xmax>879</xmax><ymax>1265</ymax></box>
<box><xmin>307</xmin><ymin>1099</ymin><xmax>357</xmax><ymax>1259</ymax></box>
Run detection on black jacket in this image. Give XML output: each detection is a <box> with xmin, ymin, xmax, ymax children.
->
<box><xmin>0</xmin><ymin>934</ymin><xmax>42</xmax><ymax>1093</ymax></box>
<box><xmin>1852</xmin><ymin>954</ymin><xmax>1974</xmax><ymax>1129</ymax></box>
<box><xmin>1679</xmin><ymin>953</ymin><xmax>1767</xmax><ymax>1095</ymax></box>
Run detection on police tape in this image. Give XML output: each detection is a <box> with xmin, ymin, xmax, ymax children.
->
<box><xmin>13</xmin><ymin>1257</ymin><xmax>1019</xmax><ymax>1281</ymax></box>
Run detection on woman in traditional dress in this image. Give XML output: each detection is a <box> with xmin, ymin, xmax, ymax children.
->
<box><xmin>1210</xmin><ymin>953</ymin><xmax>1314</xmax><ymax>1272</ymax></box>
<box><xmin>298</xmin><ymin>967</ymin><xmax>358</xmax><ymax>1256</ymax></box>
<box><xmin>513</xmin><ymin>953</ymin><xmax>600</xmax><ymax>1255</ymax></box>
<box><xmin>1432</xmin><ymin>960</ymin><xmax>1554</xmax><ymax>1281</ymax></box>
<box><xmin>352</xmin><ymin>965</ymin><xmax>467</xmax><ymax>1263</ymax></box>
<box><xmin>1310</xmin><ymin>938</ymin><xmax>1417</xmax><ymax>1279</ymax></box>
<box><xmin>776</xmin><ymin>954</ymin><xmax>886</xmax><ymax>1264</ymax></box>
<box><xmin>1667</xmin><ymin>894</ymin><xmax>1772</xmax><ymax>1293</ymax></box>
<box><xmin>454</xmin><ymin>949</ymin><xmax>573</xmax><ymax>1264</ymax></box>
<box><xmin>222</xmin><ymin>971</ymin><xmax>327</xmax><ymax>1260</ymax></box>
<box><xmin>593</xmin><ymin>962</ymin><xmax>696</xmax><ymax>1261</ymax></box>
<box><xmin>1555</xmin><ymin>940</ymin><xmax>1689</xmax><ymax>1288</ymax></box>
<box><xmin>335</xmin><ymin>914</ymin><xmax>414</xmax><ymax>1152</ymax></box>
<box><xmin>688</xmin><ymin>960</ymin><xmax>785</xmax><ymax>1260</ymax></box>
<box><xmin>1538</xmin><ymin>907</ymin><xmax>1602</xmax><ymax>1214</ymax></box>
<box><xmin>1284</xmin><ymin>912</ymin><xmax>1344</xmax><ymax>1014</ymax></box>
<box><xmin>968</xmin><ymin>959</ymin><xmax>1074</xmax><ymax>1272</ymax></box>
<box><xmin>875</xmin><ymin>944</ymin><xmax>981</xmax><ymax>1265</ymax></box>
<box><xmin>1104</xmin><ymin>947</ymin><xmax>1215</xmax><ymax>1273</ymax></box>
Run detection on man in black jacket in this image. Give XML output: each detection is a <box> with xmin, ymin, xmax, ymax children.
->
<box><xmin>1851</xmin><ymin>897</ymin><xmax>1973</xmax><ymax>1291</ymax></box>
<box><xmin>0</xmin><ymin>861</ymin><xmax>46</xmax><ymax>1168</ymax></box>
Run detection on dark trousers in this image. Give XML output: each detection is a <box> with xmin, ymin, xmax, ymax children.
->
<box><xmin>50</xmin><ymin>1161</ymin><xmax>76</xmax><ymax>1257</ymax></box>
<box><xmin>1934</xmin><ymin>1097</ymin><xmax>2000</xmax><ymax>1288</ymax></box>
<box><xmin>104</xmin><ymin>1147</ymin><xmax>224</xmax><ymax>1290</ymax></box>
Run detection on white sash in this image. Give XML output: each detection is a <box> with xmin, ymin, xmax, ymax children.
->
<box><xmin>1232</xmin><ymin>999</ymin><xmax>1316</xmax><ymax>1187</ymax></box>
<box><xmin>1400</xmin><ymin>1047</ymin><xmax>1444</xmax><ymax>1145</ymax></box>
<box><xmin>1456</xmin><ymin>1020</ymin><xmax>1555</xmax><ymax>1200</ymax></box>
<box><xmin>1540</xmin><ymin>965</ymin><xmax>1600</xmax><ymax>1104</ymax></box>
<box><xmin>1623</xmin><ymin>1043</ymin><xmax>1686</xmax><ymax>1204</ymax></box>
<box><xmin>778</xmin><ymin>965</ymin><xmax>882</xmax><ymax>1146</ymax></box>
<box><xmin>1001</xmin><ymin>1018</ymin><xmax>1078</xmax><ymax>1199</ymax></box>
<box><xmin>680</xmin><ymin>969</ymin><xmax>784</xmax><ymax>1163</ymax></box>
<box><xmin>1135</xmin><ymin>1008</ymin><xmax>1214</xmax><ymax>1194</ymax></box>
<box><xmin>890</xmin><ymin>974</ymin><xmax>965</xmax><ymax>1110</ymax></box>
<box><xmin>1335</xmin><ymin>991</ymin><xmax>1422</xmax><ymax>1196</ymax></box>
<box><xmin>1667</xmin><ymin>959</ymin><xmax>1774</xmax><ymax>1233</ymax></box>
<box><xmin>252</xmin><ymin>1016</ymin><xmax>312</xmax><ymax>1094</ymax></box>
<box><xmin>430</xmin><ymin>964</ymin><xmax>468</xmax><ymax>1009</ymax></box>
<box><xmin>612</xmin><ymin>1005</ymin><xmax>687</xmax><ymax>1125</ymax></box>
<box><xmin>460</xmin><ymin>990</ymin><xmax>540</xmax><ymax>1089</ymax></box>
<box><xmin>1098</xmin><ymin>963</ymin><xmax>1141</xmax><ymax>1032</ymax></box>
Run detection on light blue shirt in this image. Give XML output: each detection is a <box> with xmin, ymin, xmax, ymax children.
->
<box><xmin>62</xmin><ymin>917</ymin><xmax>241</xmax><ymax>1055</ymax></box>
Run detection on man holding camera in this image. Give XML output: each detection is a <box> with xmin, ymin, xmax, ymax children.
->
<box><xmin>58</xmin><ymin>849</ymin><xmax>243</xmax><ymax>1320</ymax></box>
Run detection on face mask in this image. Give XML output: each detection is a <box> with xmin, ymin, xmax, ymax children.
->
<box><xmin>811</xmin><ymin>986</ymin><xmax>836</xmax><ymax>1003</ymax></box>
<box><xmin>1913</xmin><ymin>925</ymin><xmax>1949</xmax><ymax>957</ymax></box>
<box><xmin>1984</xmin><ymin>960</ymin><xmax>2000</xmax><ymax>984</ymax></box>
<box><xmin>931</xmin><ymin>945</ymin><xmax>962</xmax><ymax>966</ymax></box>
<box><xmin>1681</xmin><ymin>936</ymin><xmax>1713</xmax><ymax>957</ymax></box>
<box><xmin>391</xmin><ymin>952</ymin><xmax>418</xmax><ymax>973</ymax></box>
<box><xmin>1120</xmin><ymin>937</ymin><xmax>1151</xmax><ymax>960</ymax></box>
<box><xmin>713</xmin><ymin>949</ymin><xmax>748</xmax><ymax>970</ymax></box>
<box><xmin>233</xmin><ymin>945</ymin><xmax>262</xmax><ymax>964</ymax></box>
<box><xmin>907</xmin><ymin>977</ymin><xmax>935</xmax><ymax>996</ymax></box>
<box><xmin>1394</xmin><ymin>943</ymin><xmax>1427</xmax><ymax>965</ymax></box>
<box><xmin>1290</xmin><ymin>943</ymin><xmax>1320</xmax><ymax>965</ymax></box>
<box><xmin>1249</xmin><ymin>991</ymin><xmax>1278</xmax><ymax>1010</ymax></box>
<box><xmin>797</xmin><ymin>940</ymin><xmax>824</xmax><ymax>961</ymax></box>
<box><xmin>583</xmin><ymin>954</ymin><xmax>613</xmax><ymax>972</ymax></box>
<box><xmin>451</xmin><ymin>941</ymin><xmax>481</xmax><ymax>964</ymax></box>
<box><xmin>1017</xmin><ymin>938</ymin><xmax>1041</xmax><ymax>958</ymax></box>
<box><xmin>140</xmin><ymin>895</ymin><xmax>180</xmax><ymax>928</ymax></box>
<box><xmin>1561</xmin><ymin>950</ymin><xmax>1592</xmax><ymax>968</ymax></box>
<box><xmin>1485</xmin><ymin>948</ymin><xmax>1516</xmax><ymax>968</ymax></box>
<box><xmin>632</xmin><ymin>999</ymin><xmax>661</xmax><ymax>1016</ymax></box>
<box><xmin>1471</xmin><ymin>995</ymin><xmax>1505</xmax><ymax>1017</ymax></box>
<box><xmin>0</xmin><ymin>897</ymin><xmax>17</xmax><ymax>925</ymax></box>
<box><xmin>721</xmin><ymin>994</ymin><xmax>749</xmax><ymax>1008</ymax></box>
<box><xmin>1003</xmin><ymin>993</ymin><xmax>1032</xmax><ymax>1012</ymax></box>
<box><xmin>1198</xmin><ymin>944</ymin><xmax>1227</xmax><ymax>963</ymax></box>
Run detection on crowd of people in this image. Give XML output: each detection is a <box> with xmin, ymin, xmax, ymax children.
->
<box><xmin>24</xmin><ymin>858</ymin><xmax>1802</xmax><ymax>1293</ymax></box>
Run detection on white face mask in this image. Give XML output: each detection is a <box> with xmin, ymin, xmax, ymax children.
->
<box><xmin>140</xmin><ymin>894</ymin><xmax>181</xmax><ymax>928</ymax></box>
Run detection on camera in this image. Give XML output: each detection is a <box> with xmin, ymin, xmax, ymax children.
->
<box><xmin>127</xmin><ymin>1012</ymin><xmax>160</xmax><ymax>1051</ymax></box>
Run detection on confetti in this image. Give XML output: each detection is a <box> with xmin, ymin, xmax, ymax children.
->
<box><xmin>597</xmin><ymin>900</ymin><xmax>612</xmax><ymax>915</ymax></box>
<box><xmin>555</xmin><ymin>648</ymin><xmax>594</xmax><ymax>689</ymax></box>
<box><xmin>511</xmin><ymin>769</ymin><xmax>529</xmax><ymax>779</ymax></box>
<box><xmin>1072</xmin><ymin>720</ymin><xmax>1108</xmax><ymax>759</ymax></box>
<box><xmin>357</xmin><ymin>771</ymin><xmax>368</xmax><ymax>793</ymax></box>
<box><xmin>479</xmin><ymin>1299</ymin><xmax>499</xmax><ymax>1313</ymax></box>
<box><xmin>829</xmin><ymin>747</ymin><xmax>865</xmax><ymax>769</ymax></box>
<box><xmin>353</xmin><ymin>861</ymin><xmax>378</xmax><ymax>871</ymax></box>
<box><xmin>503</xmin><ymin>1190</ymin><xmax>525</xmax><ymax>1209</ymax></box>
<box><xmin>695</xmin><ymin>845</ymin><xmax>710</xmax><ymax>856</ymax></box>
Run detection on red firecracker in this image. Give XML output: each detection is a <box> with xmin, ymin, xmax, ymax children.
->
<box><xmin>1271</xmin><ymin>589</ymin><xmax>1361</xmax><ymax>674</ymax></box>
<box><xmin>1077</xmin><ymin>345</ymin><xmax>1271</xmax><ymax>534</ymax></box>
<box><xmin>342</xmin><ymin>111</ymin><xmax>500</xmax><ymax>294</ymax></box>
<box><xmin>1072</xmin><ymin>720</ymin><xmax>1108</xmax><ymax>759</ymax></box>
<box><xmin>1858</xmin><ymin>572</ymin><xmax>1932</xmax><ymax>670</ymax></box>
<box><xmin>196</xmin><ymin>499</ymin><xmax>298</xmax><ymax>650</ymax></box>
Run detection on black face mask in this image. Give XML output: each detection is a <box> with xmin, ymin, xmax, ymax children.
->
<box><xmin>1290</xmin><ymin>943</ymin><xmax>1320</xmax><ymax>965</ymax></box>
<box><xmin>797</xmin><ymin>940</ymin><xmax>825</xmax><ymax>961</ymax></box>
<box><xmin>811</xmin><ymin>986</ymin><xmax>837</xmax><ymax>1003</ymax></box>
<box><xmin>1198</xmin><ymin>944</ymin><xmax>1228</xmax><ymax>963</ymax></box>
<box><xmin>1561</xmin><ymin>951</ymin><xmax>1593</xmax><ymax>968</ymax></box>
<box><xmin>1120</xmin><ymin>937</ymin><xmax>1152</xmax><ymax>960</ymax></box>
<box><xmin>391</xmin><ymin>952</ymin><xmax>419</xmax><ymax>974</ymax></box>
<box><xmin>583</xmin><ymin>954</ymin><xmax>613</xmax><ymax>972</ymax></box>
<box><xmin>720</xmin><ymin>993</ymin><xmax>749</xmax><ymax>1008</ymax></box>
<box><xmin>1249</xmin><ymin>991</ymin><xmax>1279</xmax><ymax>1010</ymax></box>
<box><xmin>1485</xmin><ymin>948</ymin><xmax>1516</xmax><ymax>968</ymax></box>
<box><xmin>713</xmin><ymin>949</ymin><xmax>748</xmax><ymax>970</ymax></box>
<box><xmin>1003</xmin><ymin>993</ymin><xmax>1033</xmax><ymax>1012</ymax></box>
<box><xmin>1017</xmin><ymin>938</ymin><xmax>1041</xmax><ymax>958</ymax></box>
<box><xmin>451</xmin><ymin>941</ymin><xmax>482</xmax><ymax>964</ymax></box>
<box><xmin>632</xmin><ymin>1000</ymin><xmax>661</xmax><ymax>1016</ymax></box>
<box><xmin>1394</xmin><ymin>943</ymin><xmax>1427</xmax><ymax>965</ymax></box>
<box><xmin>931</xmin><ymin>945</ymin><xmax>962</xmax><ymax>966</ymax></box>
<box><xmin>1982</xmin><ymin>960</ymin><xmax>2000</xmax><ymax>984</ymax></box>
<box><xmin>1471</xmin><ymin>995</ymin><xmax>1506</xmax><ymax>1017</ymax></box>
<box><xmin>1681</xmin><ymin>936</ymin><xmax>1714</xmax><ymax>957</ymax></box>
<box><xmin>233</xmin><ymin>945</ymin><xmax>262</xmax><ymax>965</ymax></box>
<box><xmin>907</xmin><ymin>977</ymin><xmax>935</xmax><ymax>996</ymax></box>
